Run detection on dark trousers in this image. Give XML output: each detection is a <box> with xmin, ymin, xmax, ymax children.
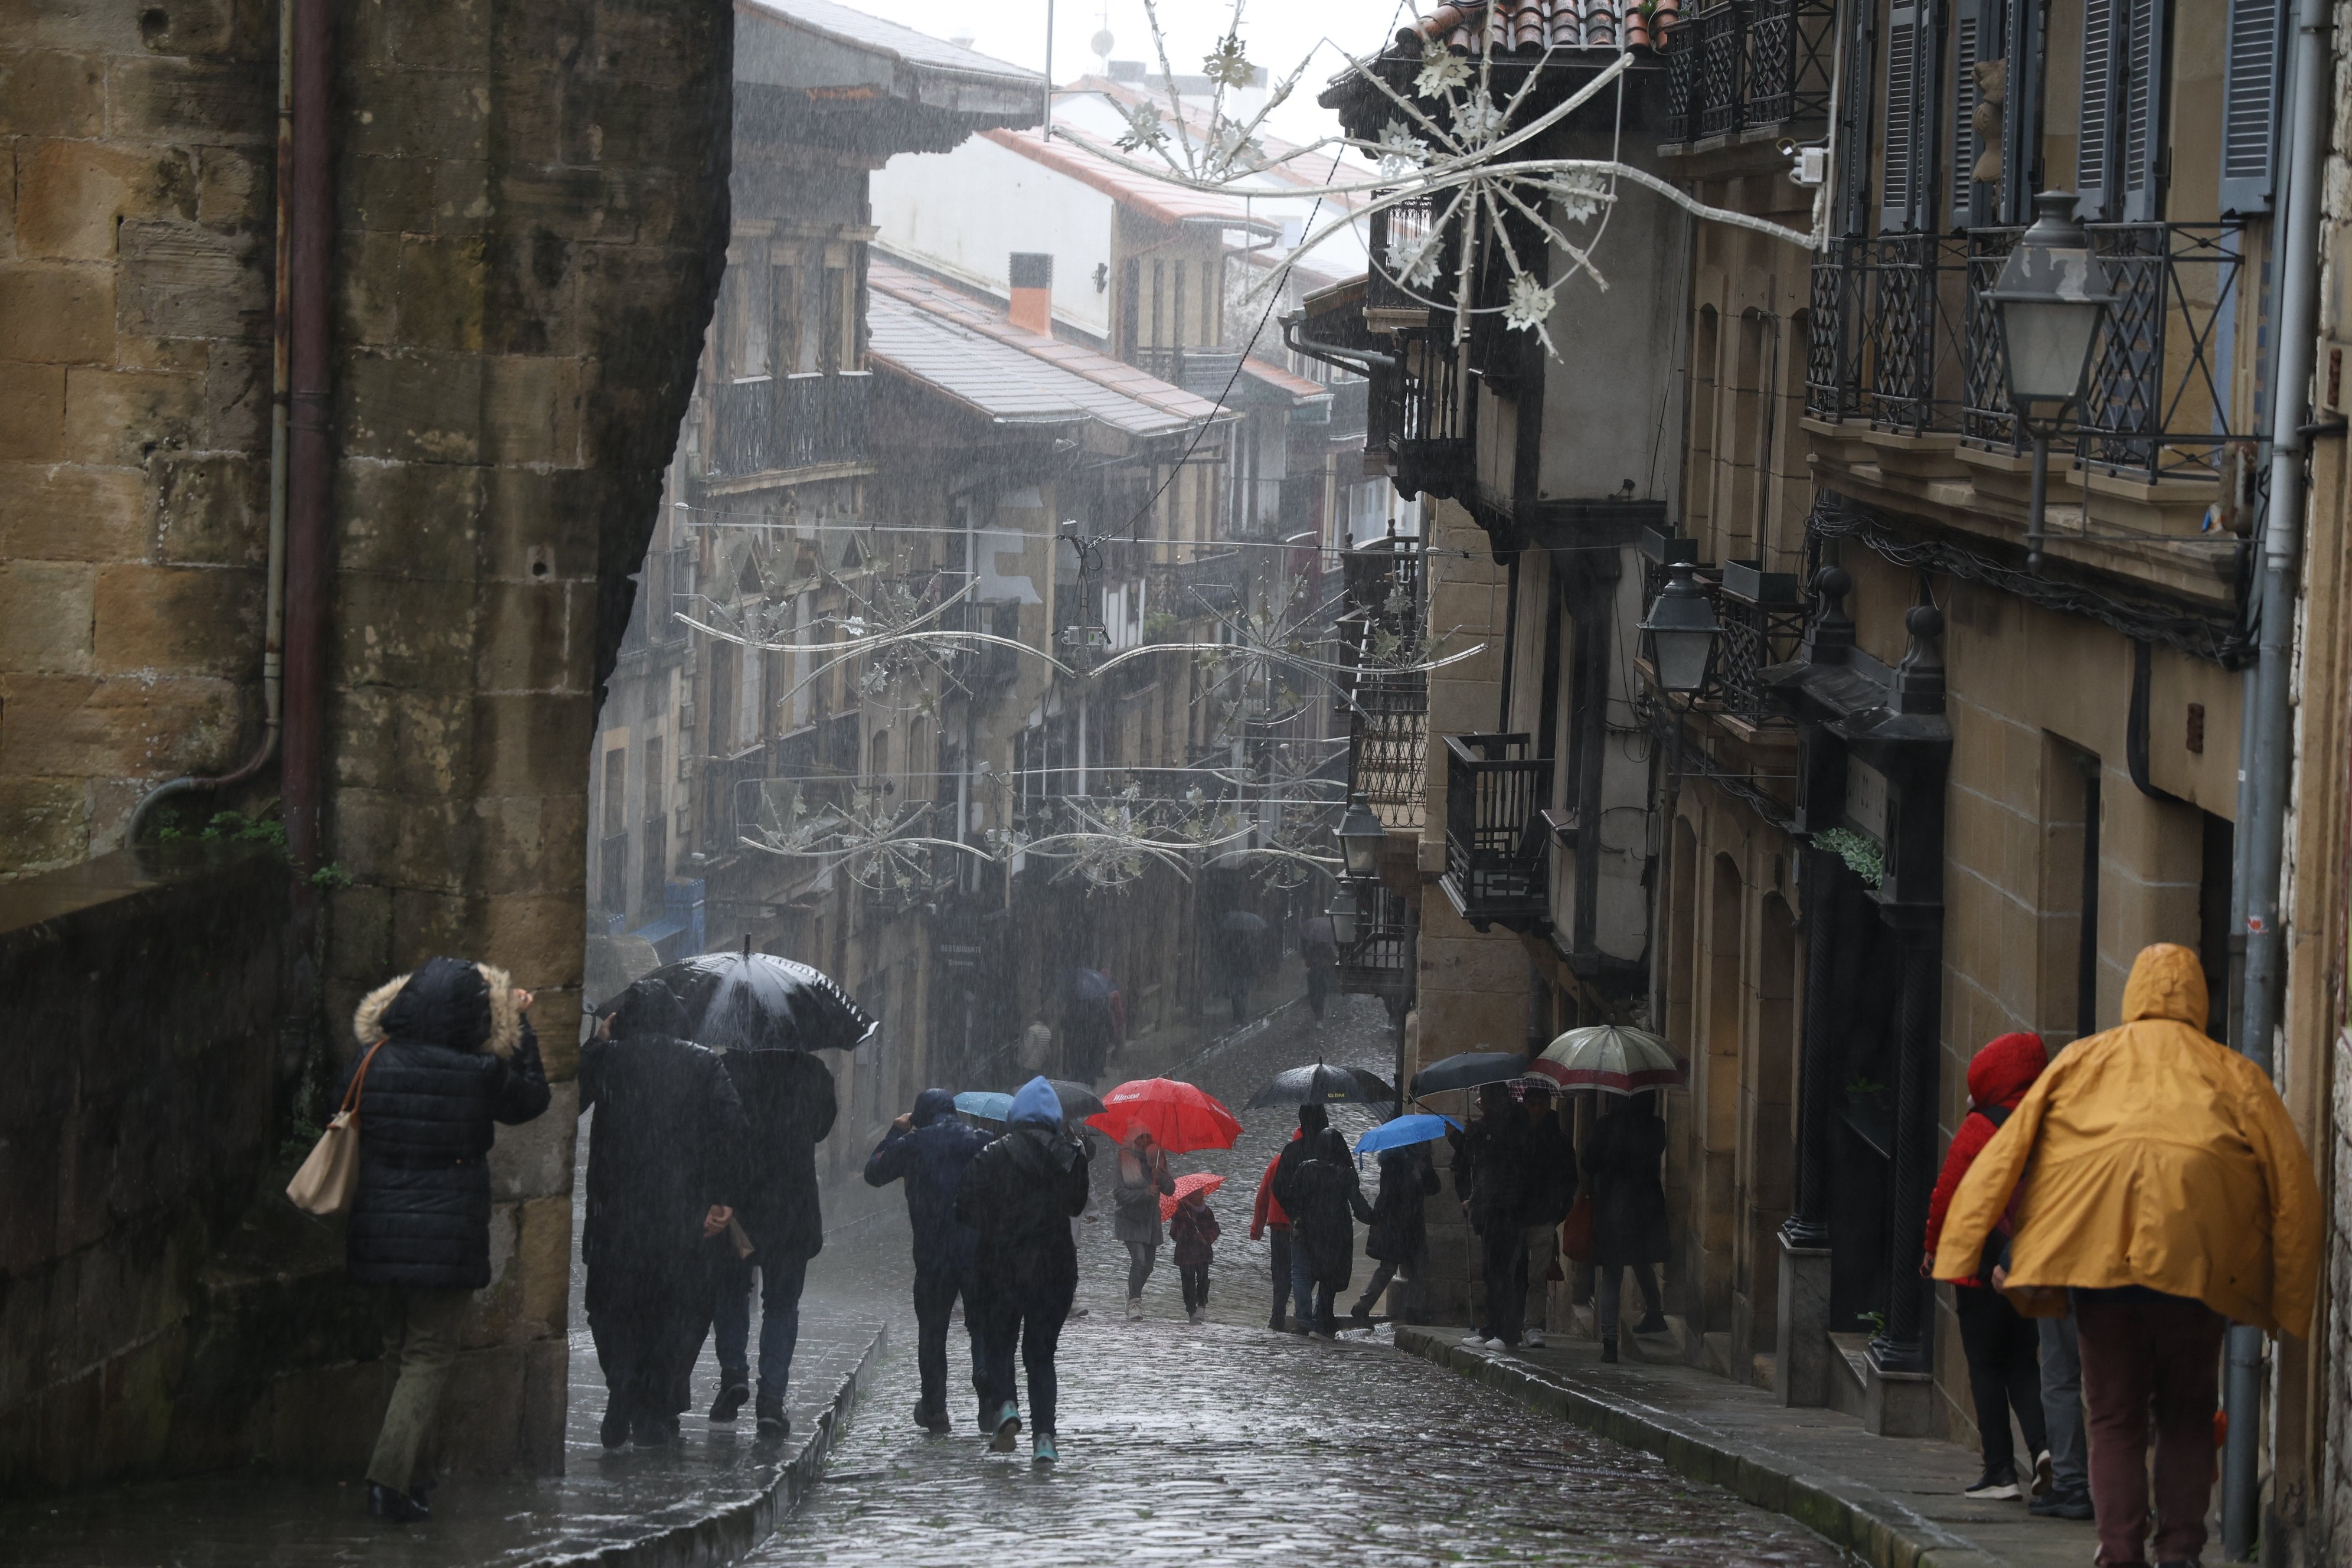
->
<box><xmin>1353</xmin><ymin>1246</ymin><xmax>1426</xmax><ymax>1321</ymax></box>
<box><xmin>1180</xmin><ymin>1263</ymin><xmax>1210</xmax><ymax>1313</ymax></box>
<box><xmin>2077</xmin><ymin>1291</ymin><xmax>2226</xmax><ymax>1568</ymax></box>
<box><xmin>1268</xmin><ymin>1228</ymin><xmax>1295</xmax><ymax>1329</ymax></box>
<box><xmin>1954</xmin><ymin>1283</ymin><xmax>2047</xmax><ymax>1474</ymax></box>
<box><xmin>591</xmin><ymin>1260</ymin><xmax>715</xmax><ymax>1427</ymax></box>
<box><xmin>714</xmin><ymin>1249</ymin><xmax>809</xmax><ymax>1398</ymax></box>
<box><xmin>973</xmin><ymin>1274</ymin><xmax>1073</xmax><ymax>1436</ymax></box>
<box><xmin>1479</xmin><ymin>1224</ymin><xmax>1528</xmax><ymax>1345</ymax></box>
<box><xmin>911</xmin><ymin>1262</ymin><xmax>981</xmax><ymax>1419</ymax></box>
<box><xmin>1305</xmin><ymin>965</ymin><xmax>1331</xmax><ymax>1018</ymax></box>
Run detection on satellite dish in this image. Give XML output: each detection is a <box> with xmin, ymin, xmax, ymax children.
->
<box><xmin>1091</xmin><ymin>28</ymin><xmax>1114</xmax><ymax>63</ymax></box>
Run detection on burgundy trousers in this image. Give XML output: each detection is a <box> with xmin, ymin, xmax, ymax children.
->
<box><xmin>2075</xmin><ymin>1291</ymin><xmax>2226</xmax><ymax>1567</ymax></box>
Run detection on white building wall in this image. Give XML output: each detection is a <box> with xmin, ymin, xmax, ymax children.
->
<box><xmin>873</xmin><ymin>137</ymin><xmax>1118</xmax><ymax>340</ymax></box>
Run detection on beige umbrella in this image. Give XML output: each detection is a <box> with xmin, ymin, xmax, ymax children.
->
<box><xmin>1531</xmin><ymin>1024</ymin><xmax>1686</xmax><ymax>1095</ymax></box>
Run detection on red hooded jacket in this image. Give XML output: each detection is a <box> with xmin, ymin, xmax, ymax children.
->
<box><xmin>1250</xmin><ymin>1131</ymin><xmax>1301</xmax><ymax>1235</ymax></box>
<box><xmin>1922</xmin><ymin>1031</ymin><xmax>2048</xmax><ymax>1283</ymax></box>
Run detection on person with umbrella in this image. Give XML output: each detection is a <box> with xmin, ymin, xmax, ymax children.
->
<box><xmin>1061</xmin><ymin>969</ymin><xmax>1119</xmax><ymax>1085</ymax></box>
<box><xmin>1167</xmin><ymin>1176</ymin><xmax>1223</xmax><ymax>1323</ymax></box>
<box><xmin>581</xmin><ymin>978</ymin><xmax>748</xmax><ymax>1448</ymax></box>
<box><xmin>955</xmin><ymin>1077</ymin><xmax>1091</xmax><ymax>1465</ymax></box>
<box><xmin>1517</xmin><ymin>1082</ymin><xmax>1579</xmax><ymax>1348</ymax></box>
<box><xmin>1585</xmin><ymin>1091</ymin><xmax>1671</xmax><ymax>1360</ymax></box>
<box><xmin>1351</xmin><ymin>1128</ymin><xmax>1442</xmax><ymax>1326</ymax></box>
<box><xmin>1450</xmin><ymin>1080</ymin><xmax>1535</xmax><ymax>1350</ymax></box>
<box><xmin>1214</xmin><ymin>909</ymin><xmax>1267</xmax><ymax>1022</ymax></box>
<box><xmin>864</xmin><ymin>1087</ymin><xmax>992</xmax><ymax>1434</ymax></box>
<box><xmin>1113</xmin><ymin>1125</ymin><xmax>1177</xmax><ymax>1319</ymax></box>
<box><xmin>714</xmin><ymin>1046</ymin><xmax>838</xmax><ymax>1436</ymax></box>
<box><xmin>1272</xmin><ymin>1105</ymin><xmax>1373</xmax><ymax>1338</ymax></box>
<box><xmin>1299</xmin><ymin>912</ymin><xmax>1337</xmax><ymax>1021</ymax></box>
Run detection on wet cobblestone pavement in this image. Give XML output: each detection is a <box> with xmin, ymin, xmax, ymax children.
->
<box><xmin>752</xmin><ymin>995</ymin><xmax>1845</xmax><ymax>1567</ymax></box>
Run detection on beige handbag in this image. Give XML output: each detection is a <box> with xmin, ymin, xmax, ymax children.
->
<box><xmin>286</xmin><ymin>1041</ymin><xmax>384</xmax><ymax>1216</ymax></box>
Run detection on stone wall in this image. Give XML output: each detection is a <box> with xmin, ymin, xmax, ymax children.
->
<box><xmin>0</xmin><ymin>847</ymin><xmax>288</xmax><ymax>1492</ymax></box>
<box><xmin>2</xmin><ymin>0</ymin><xmax>733</xmax><ymax>1485</ymax></box>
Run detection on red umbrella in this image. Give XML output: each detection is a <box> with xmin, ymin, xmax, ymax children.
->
<box><xmin>1086</xmin><ymin>1077</ymin><xmax>1242</xmax><ymax>1154</ymax></box>
<box><xmin>1159</xmin><ymin>1171</ymin><xmax>1225</xmax><ymax>1222</ymax></box>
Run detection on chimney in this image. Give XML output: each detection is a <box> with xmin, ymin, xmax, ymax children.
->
<box><xmin>1009</xmin><ymin>252</ymin><xmax>1054</xmax><ymax>335</ymax></box>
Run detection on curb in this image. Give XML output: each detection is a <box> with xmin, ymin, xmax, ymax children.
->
<box><xmin>530</xmin><ymin>1322</ymin><xmax>887</xmax><ymax>1568</ymax></box>
<box><xmin>1393</xmin><ymin>1327</ymin><xmax>2004</xmax><ymax>1568</ymax></box>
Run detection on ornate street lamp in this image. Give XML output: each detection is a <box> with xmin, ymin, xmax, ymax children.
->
<box><xmin>1639</xmin><ymin>560</ymin><xmax>1721</xmax><ymax>697</ymax></box>
<box><xmin>1328</xmin><ymin>883</ymin><xmax>1360</xmax><ymax>946</ymax></box>
<box><xmin>1987</xmin><ymin>190</ymin><xmax>2115</xmax><ymax>573</ymax></box>
<box><xmin>1335</xmin><ymin>791</ymin><xmax>1386</xmax><ymax>881</ymax></box>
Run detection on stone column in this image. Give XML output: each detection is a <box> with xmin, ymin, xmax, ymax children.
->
<box><xmin>1775</xmin><ymin>843</ymin><xmax>1838</xmax><ymax>1405</ymax></box>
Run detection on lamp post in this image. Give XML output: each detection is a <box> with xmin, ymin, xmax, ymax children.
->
<box><xmin>1987</xmin><ymin>190</ymin><xmax>2115</xmax><ymax>573</ymax></box>
<box><xmin>1335</xmin><ymin>791</ymin><xmax>1386</xmax><ymax>883</ymax></box>
<box><xmin>1639</xmin><ymin>560</ymin><xmax>1721</xmax><ymax>699</ymax></box>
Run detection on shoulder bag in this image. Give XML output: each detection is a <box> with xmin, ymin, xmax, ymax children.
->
<box><xmin>286</xmin><ymin>1041</ymin><xmax>386</xmax><ymax>1217</ymax></box>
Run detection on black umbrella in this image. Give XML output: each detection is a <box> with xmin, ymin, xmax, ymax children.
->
<box><xmin>1218</xmin><ymin>910</ymin><xmax>1268</xmax><ymax>936</ymax></box>
<box><xmin>1407</xmin><ymin>1050</ymin><xmax>1531</xmax><ymax>1097</ymax></box>
<box><xmin>1044</xmin><ymin>1079</ymin><xmax>1106</xmax><ymax>1118</ymax></box>
<box><xmin>600</xmin><ymin>948</ymin><xmax>874</xmax><ymax>1053</ymax></box>
<box><xmin>1246</xmin><ymin>1062</ymin><xmax>1395</xmax><ymax>1109</ymax></box>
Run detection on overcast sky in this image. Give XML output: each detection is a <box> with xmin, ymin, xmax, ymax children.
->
<box><xmin>883</xmin><ymin>0</ymin><xmax>1419</xmax><ymax>149</ymax></box>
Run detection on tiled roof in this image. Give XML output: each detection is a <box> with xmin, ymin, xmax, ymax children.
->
<box><xmin>981</xmin><ymin>128</ymin><xmax>1285</xmax><ymax>234</ymax></box>
<box><xmin>1242</xmin><ymin>357</ymin><xmax>1335</xmax><ymax>402</ymax></box>
<box><xmin>867</xmin><ymin>262</ymin><xmax>1233</xmax><ymax>439</ymax></box>
<box><xmin>737</xmin><ymin>0</ymin><xmax>1042</xmax><ymax>86</ymax></box>
<box><xmin>1404</xmin><ymin>1</ymin><xmax>1671</xmax><ymax>52</ymax></box>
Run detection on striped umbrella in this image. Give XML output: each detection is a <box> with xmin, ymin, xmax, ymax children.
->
<box><xmin>1531</xmin><ymin>1024</ymin><xmax>1687</xmax><ymax>1095</ymax></box>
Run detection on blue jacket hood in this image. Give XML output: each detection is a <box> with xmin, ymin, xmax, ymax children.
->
<box><xmin>1010</xmin><ymin>1076</ymin><xmax>1064</xmax><ymax>1128</ymax></box>
<box><xmin>911</xmin><ymin>1087</ymin><xmax>958</xmax><ymax>1128</ymax></box>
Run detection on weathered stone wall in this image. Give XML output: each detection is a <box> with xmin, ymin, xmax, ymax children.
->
<box><xmin>0</xmin><ymin>847</ymin><xmax>289</xmax><ymax>1492</ymax></box>
<box><xmin>2</xmin><ymin>0</ymin><xmax>731</xmax><ymax>1485</ymax></box>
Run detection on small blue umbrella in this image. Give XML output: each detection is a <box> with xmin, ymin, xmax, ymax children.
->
<box><xmin>954</xmin><ymin>1090</ymin><xmax>1014</xmax><ymax>1123</ymax></box>
<box><xmin>1354</xmin><ymin>1113</ymin><xmax>1461</xmax><ymax>1158</ymax></box>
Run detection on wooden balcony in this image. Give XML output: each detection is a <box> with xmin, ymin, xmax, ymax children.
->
<box><xmin>1440</xmin><ymin>733</ymin><xmax>1552</xmax><ymax>932</ymax></box>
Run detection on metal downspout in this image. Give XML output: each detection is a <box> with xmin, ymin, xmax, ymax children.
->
<box><xmin>125</xmin><ymin>0</ymin><xmax>296</xmax><ymax>844</ymax></box>
<box><xmin>2223</xmin><ymin>0</ymin><xmax>2332</xmax><ymax>1551</ymax></box>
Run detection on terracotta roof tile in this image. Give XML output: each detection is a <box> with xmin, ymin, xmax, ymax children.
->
<box><xmin>1404</xmin><ymin>1</ymin><xmax>1674</xmax><ymax>53</ymax></box>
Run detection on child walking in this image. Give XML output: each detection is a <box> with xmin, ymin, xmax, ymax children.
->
<box><xmin>1168</xmin><ymin>1187</ymin><xmax>1221</xmax><ymax>1324</ymax></box>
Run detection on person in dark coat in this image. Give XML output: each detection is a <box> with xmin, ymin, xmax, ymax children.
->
<box><xmin>864</xmin><ymin>1087</ymin><xmax>991</xmax><ymax>1433</ymax></box>
<box><xmin>581</xmin><ymin>978</ymin><xmax>749</xmax><ymax>1448</ymax></box>
<box><xmin>1299</xmin><ymin>914</ymin><xmax>1337</xmax><ymax>1020</ymax></box>
<box><xmin>714</xmin><ymin>1044</ymin><xmax>838</xmax><ymax>1436</ymax></box>
<box><xmin>955</xmin><ymin>1076</ymin><xmax>1090</xmax><ymax>1465</ymax></box>
<box><xmin>1272</xmin><ymin>1105</ymin><xmax>1373</xmax><ymax>1338</ymax></box>
<box><xmin>1449</xmin><ymin>1080</ymin><xmax>1535</xmax><ymax>1348</ymax></box>
<box><xmin>1168</xmin><ymin>1187</ymin><xmax>1221</xmax><ymax>1322</ymax></box>
<box><xmin>1351</xmin><ymin>1137</ymin><xmax>1440</xmax><ymax>1325</ymax></box>
<box><xmin>1585</xmin><ymin>1092</ymin><xmax>1670</xmax><ymax>1361</ymax></box>
<box><xmin>1517</xmin><ymin>1083</ymin><xmax>1579</xmax><ymax>1348</ymax></box>
<box><xmin>342</xmin><ymin>957</ymin><xmax>551</xmax><ymax>1522</ymax></box>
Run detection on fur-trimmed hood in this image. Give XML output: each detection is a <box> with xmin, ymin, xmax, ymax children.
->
<box><xmin>355</xmin><ymin>959</ymin><xmax>523</xmax><ymax>1057</ymax></box>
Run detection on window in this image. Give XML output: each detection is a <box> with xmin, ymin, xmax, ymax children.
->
<box><xmin>1879</xmin><ymin>0</ymin><xmax>1933</xmax><ymax>233</ymax></box>
<box><xmin>602</xmin><ymin>747</ymin><xmax>628</xmax><ymax>838</ymax></box>
<box><xmin>2220</xmin><ymin>0</ymin><xmax>2286</xmax><ymax>214</ymax></box>
<box><xmin>2078</xmin><ymin>0</ymin><xmax>2168</xmax><ymax>221</ymax></box>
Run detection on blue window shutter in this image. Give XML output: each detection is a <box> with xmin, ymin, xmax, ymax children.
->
<box><xmin>2219</xmin><ymin>0</ymin><xmax>2287</xmax><ymax>214</ymax></box>
<box><xmin>2076</xmin><ymin>0</ymin><xmax>2119</xmax><ymax>219</ymax></box>
<box><xmin>1951</xmin><ymin>9</ymin><xmax>1979</xmax><ymax>227</ymax></box>
<box><xmin>1881</xmin><ymin>1</ymin><xmax>1922</xmax><ymax>232</ymax></box>
<box><xmin>2118</xmin><ymin>0</ymin><xmax>2169</xmax><ymax>222</ymax></box>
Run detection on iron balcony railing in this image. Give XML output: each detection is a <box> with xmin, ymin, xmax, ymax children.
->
<box><xmin>1809</xmin><ymin>221</ymin><xmax>2252</xmax><ymax>484</ymax></box>
<box><xmin>1350</xmin><ymin>677</ymin><xmax>1429</xmax><ymax>831</ymax></box>
<box><xmin>1662</xmin><ymin>0</ymin><xmax>1834</xmax><ymax>144</ymax></box>
<box><xmin>1711</xmin><ymin>560</ymin><xmax>1805</xmax><ymax>730</ymax></box>
<box><xmin>1335</xmin><ymin>881</ymin><xmax>1412</xmax><ymax>997</ymax></box>
<box><xmin>1440</xmin><ymin>733</ymin><xmax>1552</xmax><ymax>931</ymax></box>
<box><xmin>707</xmin><ymin>371</ymin><xmax>871</xmax><ymax>479</ymax></box>
<box><xmin>1387</xmin><ymin>326</ymin><xmax>1474</xmax><ymax>499</ymax></box>
<box><xmin>1367</xmin><ymin>190</ymin><xmax>1444</xmax><ymax>316</ymax></box>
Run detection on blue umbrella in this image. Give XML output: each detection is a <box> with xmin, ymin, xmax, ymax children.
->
<box><xmin>954</xmin><ymin>1090</ymin><xmax>1013</xmax><ymax>1123</ymax></box>
<box><xmin>1354</xmin><ymin>1113</ymin><xmax>1461</xmax><ymax>1158</ymax></box>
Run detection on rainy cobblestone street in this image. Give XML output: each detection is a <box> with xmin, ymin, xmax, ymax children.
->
<box><xmin>753</xmin><ymin>994</ymin><xmax>1846</xmax><ymax>1567</ymax></box>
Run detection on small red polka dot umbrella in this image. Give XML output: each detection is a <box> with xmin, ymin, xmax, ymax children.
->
<box><xmin>1085</xmin><ymin>1077</ymin><xmax>1243</xmax><ymax>1154</ymax></box>
<box><xmin>1159</xmin><ymin>1171</ymin><xmax>1225</xmax><ymax>1223</ymax></box>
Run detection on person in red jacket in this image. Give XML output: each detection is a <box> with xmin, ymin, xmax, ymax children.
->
<box><xmin>1922</xmin><ymin>1031</ymin><xmax>2052</xmax><ymax>1502</ymax></box>
<box><xmin>1250</xmin><ymin>1131</ymin><xmax>1301</xmax><ymax>1332</ymax></box>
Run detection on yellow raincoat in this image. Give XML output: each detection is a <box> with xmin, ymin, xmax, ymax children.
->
<box><xmin>1932</xmin><ymin>943</ymin><xmax>2321</xmax><ymax>1336</ymax></box>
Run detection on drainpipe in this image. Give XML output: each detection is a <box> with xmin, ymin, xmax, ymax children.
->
<box><xmin>281</xmin><ymin>0</ymin><xmax>334</xmax><ymax>878</ymax></box>
<box><xmin>2223</xmin><ymin>0</ymin><xmax>2330</xmax><ymax>1550</ymax></box>
<box><xmin>126</xmin><ymin>0</ymin><xmax>296</xmax><ymax>845</ymax></box>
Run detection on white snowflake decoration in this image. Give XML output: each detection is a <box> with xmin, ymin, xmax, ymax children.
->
<box><xmin>1503</xmin><ymin>273</ymin><xmax>1557</xmax><ymax>334</ymax></box>
<box><xmin>1388</xmin><ymin>228</ymin><xmax>1442</xmax><ymax>290</ymax></box>
<box><xmin>1414</xmin><ymin>40</ymin><xmax>1473</xmax><ymax>100</ymax></box>
<box><xmin>1549</xmin><ymin>170</ymin><xmax>1613</xmax><ymax>226</ymax></box>
<box><xmin>1451</xmin><ymin>97</ymin><xmax>1505</xmax><ymax>151</ymax></box>
<box><xmin>1373</xmin><ymin>118</ymin><xmax>1428</xmax><ymax>178</ymax></box>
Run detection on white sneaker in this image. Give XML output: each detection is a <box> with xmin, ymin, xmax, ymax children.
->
<box><xmin>1522</xmin><ymin>1330</ymin><xmax>1546</xmax><ymax>1348</ymax></box>
<box><xmin>1187</xmin><ymin>1309</ymin><xmax>1204</xmax><ymax>1324</ymax></box>
<box><xmin>1125</xmin><ymin>1298</ymin><xmax>1142</xmax><ymax>1321</ymax></box>
<box><xmin>1461</xmin><ymin>1332</ymin><xmax>1489</xmax><ymax>1347</ymax></box>
<box><xmin>1483</xmin><ymin>1337</ymin><xmax>1509</xmax><ymax>1351</ymax></box>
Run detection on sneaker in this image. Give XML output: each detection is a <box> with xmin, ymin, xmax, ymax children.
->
<box><xmin>912</xmin><ymin>1398</ymin><xmax>946</xmax><ymax>1433</ymax></box>
<box><xmin>1482</xmin><ymin>1337</ymin><xmax>1509</xmax><ymax>1351</ymax></box>
<box><xmin>1964</xmin><ymin>1464</ymin><xmax>2021</xmax><ymax>1501</ymax></box>
<box><xmin>367</xmin><ymin>1482</ymin><xmax>430</xmax><ymax>1523</ymax></box>
<box><xmin>2031</xmin><ymin>1449</ymin><xmax>2053</xmax><ymax>1498</ymax></box>
<box><xmin>989</xmin><ymin>1402</ymin><xmax>1021</xmax><ymax>1453</ymax></box>
<box><xmin>1187</xmin><ymin>1309</ymin><xmax>1204</xmax><ymax>1324</ymax></box>
<box><xmin>1032</xmin><ymin>1431</ymin><xmax>1059</xmax><ymax>1465</ymax></box>
<box><xmin>710</xmin><ymin>1374</ymin><xmax>750</xmax><ymax>1423</ymax></box>
<box><xmin>2028</xmin><ymin>1487</ymin><xmax>2094</xmax><ymax>1520</ymax></box>
<box><xmin>1125</xmin><ymin>1298</ymin><xmax>1143</xmax><ymax>1321</ymax></box>
<box><xmin>754</xmin><ymin>1393</ymin><xmax>788</xmax><ymax>1439</ymax></box>
<box><xmin>1461</xmin><ymin>1332</ymin><xmax>1491</xmax><ymax>1347</ymax></box>
<box><xmin>1523</xmin><ymin>1329</ymin><xmax>1546</xmax><ymax>1348</ymax></box>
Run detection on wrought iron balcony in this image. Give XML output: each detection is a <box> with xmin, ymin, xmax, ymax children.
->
<box><xmin>1440</xmin><ymin>733</ymin><xmax>1552</xmax><ymax>932</ymax></box>
<box><xmin>1367</xmin><ymin>191</ymin><xmax>1444</xmax><ymax>318</ymax></box>
<box><xmin>1711</xmin><ymin>560</ymin><xmax>1804</xmax><ymax>731</ymax></box>
<box><xmin>707</xmin><ymin>370</ymin><xmax>871</xmax><ymax>479</ymax></box>
<box><xmin>1809</xmin><ymin>223</ymin><xmax>2253</xmax><ymax>485</ymax></box>
<box><xmin>1386</xmin><ymin>326</ymin><xmax>1474</xmax><ymax>500</ymax></box>
<box><xmin>1661</xmin><ymin>0</ymin><xmax>1833</xmax><ymax>145</ymax></box>
<box><xmin>1335</xmin><ymin>881</ymin><xmax>1412</xmax><ymax>998</ymax></box>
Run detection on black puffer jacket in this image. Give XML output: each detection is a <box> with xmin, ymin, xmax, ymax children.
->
<box><xmin>339</xmin><ymin>957</ymin><xmax>551</xmax><ymax>1290</ymax></box>
<box><xmin>724</xmin><ymin>1050</ymin><xmax>838</xmax><ymax>1263</ymax></box>
<box><xmin>955</xmin><ymin>1122</ymin><xmax>1090</xmax><ymax>1294</ymax></box>
<box><xmin>1365</xmin><ymin>1143</ymin><xmax>1442</xmax><ymax>1263</ymax></box>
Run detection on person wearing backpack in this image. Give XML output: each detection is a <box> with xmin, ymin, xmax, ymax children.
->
<box><xmin>1922</xmin><ymin>1031</ymin><xmax>2051</xmax><ymax>1503</ymax></box>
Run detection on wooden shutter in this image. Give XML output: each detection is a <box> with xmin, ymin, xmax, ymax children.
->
<box><xmin>2077</xmin><ymin>0</ymin><xmax>2120</xmax><ymax>218</ymax></box>
<box><xmin>1950</xmin><ymin>0</ymin><xmax>1992</xmax><ymax>228</ymax></box>
<box><xmin>2118</xmin><ymin>0</ymin><xmax>2168</xmax><ymax>221</ymax></box>
<box><xmin>1998</xmin><ymin>0</ymin><xmax>2044</xmax><ymax>223</ymax></box>
<box><xmin>1880</xmin><ymin>0</ymin><xmax>1926</xmax><ymax>232</ymax></box>
<box><xmin>2219</xmin><ymin>0</ymin><xmax>2286</xmax><ymax>214</ymax></box>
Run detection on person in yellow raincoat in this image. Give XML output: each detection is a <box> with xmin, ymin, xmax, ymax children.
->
<box><xmin>1932</xmin><ymin>943</ymin><xmax>2320</xmax><ymax>1568</ymax></box>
